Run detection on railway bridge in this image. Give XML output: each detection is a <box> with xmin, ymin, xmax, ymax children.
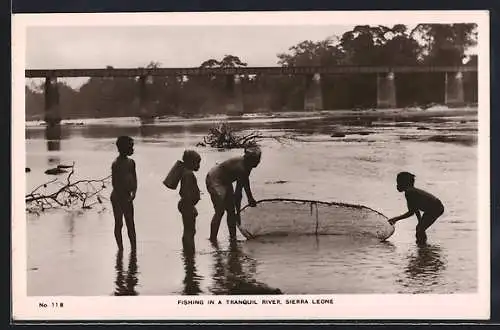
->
<box><xmin>25</xmin><ymin>65</ymin><xmax>477</xmax><ymax>125</ymax></box>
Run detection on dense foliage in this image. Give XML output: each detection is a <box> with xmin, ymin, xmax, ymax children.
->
<box><xmin>26</xmin><ymin>24</ymin><xmax>478</xmax><ymax>120</ymax></box>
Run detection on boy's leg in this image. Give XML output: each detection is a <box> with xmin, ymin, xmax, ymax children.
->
<box><xmin>181</xmin><ymin>206</ymin><xmax>197</xmax><ymax>243</ymax></box>
<box><xmin>225</xmin><ymin>187</ymin><xmax>237</xmax><ymax>241</ymax></box>
<box><xmin>111</xmin><ymin>195</ymin><xmax>124</xmax><ymax>250</ymax></box>
<box><xmin>182</xmin><ymin>240</ymin><xmax>195</xmax><ymax>257</ymax></box>
<box><xmin>416</xmin><ymin>209</ymin><xmax>443</xmax><ymax>244</ymax></box>
<box><xmin>210</xmin><ymin>203</ymin><xmax>224</xmax><ymax>241</ymax></box>
<box><xmin>182</xmin><ymin>220</ymin><xmax>196</xmax><ymax>255</ymax></box>
<box><xmin>208</xmin><ymin>183</ymin><xmax>226</xmax><ymax>241</ymax></box>
<box><xmin>226</xmin><ymin>212</ymin><xmax>237</xmax><ymax>241</ymax></box>
<box><xmin>415</xmin><ymin>225</ymin><xmax>427</xmax><ymax>245</ymax></box>
<box><xmin>123</xmin><ymin>200</ymin><xmax>136</xmax><ymax>250</ymax></box>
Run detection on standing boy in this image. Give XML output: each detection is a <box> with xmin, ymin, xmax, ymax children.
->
<box><xmin>111</xmin><ymin>136</ymin><xmax>137</xmax><ymax>251</ymax></box>
<box><xmin>178</xmin><ymin>150</ymin><xmax>202</xmax><ymax>249</ymax></box>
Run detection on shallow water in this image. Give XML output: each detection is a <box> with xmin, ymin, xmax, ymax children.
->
<box><xmin>25</xmin><ymin>111</ymin><xmax>478</xmax><ymax>295</ymax></box>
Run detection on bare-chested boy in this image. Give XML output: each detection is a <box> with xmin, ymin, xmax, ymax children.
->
<box><xmin>388</xmin><ymin>171</ymin><xmax>444</xmax><ymax>245</ymax></box>
<box><xmin>178</xmin><ymin>150</ymin><xmax>201</xmax><ymax>250</ymax></box>
<box><xmin>206</xmin><ymin>147</ymin><xmax>261</xmax><ymax>242</ymax></box>
<box><xmin>111</xmin><ymin>136</ymin><xmax>137</xmax><ymax>251</ymax></box>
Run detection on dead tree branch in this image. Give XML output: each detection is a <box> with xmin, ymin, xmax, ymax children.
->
<box><xmin>26</xmin><ymin>164</ymin><xmax>111</xmax><ymax>214</ymax></box>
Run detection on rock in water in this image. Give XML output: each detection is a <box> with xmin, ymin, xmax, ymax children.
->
<box><xmin>45</xmin><ymin>167</ymin><xmax>67</xmax><ymax>175</ymax></box>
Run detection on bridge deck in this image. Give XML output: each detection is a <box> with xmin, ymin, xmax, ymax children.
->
<box><xmin>25</xmin><ymin>65</ymin><xmax>477</xmax><ymax>78</ymax></box>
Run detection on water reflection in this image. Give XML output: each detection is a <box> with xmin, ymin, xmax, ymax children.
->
<box><xmin>45</xmin><ymin>125</ymin><xmax>62</xmax><ymax>151</ymax></box>
<box><xmin>402</xmin><ymin>243</ymin><xmax>446</xmax><ymax>293</ymax></box>
<box><xmin>209</xmin><ymin>241</ymin><xmax>282</xmax><ymax>295</ymax></box>
<box><xmin>114</xmin><ymin>249</ymin><xmax>139</xmax><ymax>296</ymax></box>
<box><xmin>379</xmin><ymin>240</ymin><xmax>397</xmax><ymax>252</ymax></box>
<box><xmin>181</xmin><ymin>243</ymin><xmax>203</xmax><ymax>295</ymax></box>
<box><xmin>64</xmin><ymin>211</ymin><xmax>77</xmax><ymax>254</ymax></box>
<box><xmin>139</xmin><ymin>124</ymin><xmax>160</xmax><ymax>138</ymax></box>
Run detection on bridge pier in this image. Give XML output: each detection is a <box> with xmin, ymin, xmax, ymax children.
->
<box><xmin>138</xmin><ymin>75</ymin><xmax>155</xmax><ymax>120</ymax></box>
<box><xmin>45</xmin><ymin>124</ymin><xmax>62</xmax><ymax>151</ymax></box>
<box><xmin>445</xmin><ymin>71</ymin><xmax>465</xmax><ymax>107</ymax></box>
<box><xmin>225</xmin><ymin>75</ymin><xmax>244</xmax><ymax>114</ymax></box>
<box><xmin>44</xmin><ymin>77</ymin><xmax>61</xmax><ymax>125</ymax></box>
<box><xmin>304</xmin><ymin>73</ymin><xmax>323</xmax><ymax>111</ymax></box>
<box><xmin>377</xmin><ymin>72</ymin><xmax>396</xmax><ymax>108</ymax></box>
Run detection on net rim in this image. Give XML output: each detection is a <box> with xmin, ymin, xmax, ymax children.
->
<box><xmin>238</xmin><ymin>198</ymin><xmax>393</xmax><ymax>241</ymax></box>
<box><xmin>240</xmin><ymin>198</ymin><xmax>388</xmax><ymax>219</ymax></box>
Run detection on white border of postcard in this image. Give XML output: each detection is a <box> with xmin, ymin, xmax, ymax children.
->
<box><xmin>12</xmin><ymin>10</ymin><xmax>490</xmax><ymax>321</ymax></box>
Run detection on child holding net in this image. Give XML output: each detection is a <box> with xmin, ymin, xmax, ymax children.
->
<box><xmin>388</xmin><ymin>171</ymin><xmax>444</xmax><ymax>245</ymax></box>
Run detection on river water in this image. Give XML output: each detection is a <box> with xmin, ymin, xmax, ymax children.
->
<box><xmin>25</xmin><ymin>109</ymin><xmax>479</xmax><ymax>296</ymax></box>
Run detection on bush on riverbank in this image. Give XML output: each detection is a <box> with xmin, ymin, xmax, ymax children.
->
<box><xmin>198</xmin><ymin>122</ymin><xmax>262</xmax><ymax>149</ymax></box>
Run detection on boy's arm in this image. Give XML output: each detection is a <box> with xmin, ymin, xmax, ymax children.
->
<box><xmin>235</xmin><ymin>181</ymin><xmax>243</xmax><ymax>213</ymax></box>
<box><xmin>180</xmin><ymin>173</ymin><xmax>200</xmax><ymax>204</ymax></box>
<box><xmin>235</xmin><ymin>173</ymin><xmax>256</xmax><ymax>212</ymax></box>
<box><xmin>111</xmin><ymin>162</ymin><xmax>117</xmax><ymax>189</ymax></box>
<box><xmin>241</xmin><ymin>169</ymin><xmax>256</xmax><ymax>207</ymax></box>
<box><xmin>388</xmin><ymin>195</ymin><xmax>416</xmax><ymax>225</ymax></box>
<box><xmin>130</xmin><ymin>160</ymin><xmax>137</xmax><ymax>200</ymax></box>
<box><xmin>388</xmin><ymin>210</ymin><xmax>414</xmax><ymax>225</ymax></box>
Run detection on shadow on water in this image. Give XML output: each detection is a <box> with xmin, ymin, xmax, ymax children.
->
<box><xmin>400</xmin><ymin>243</ymin><xmax>446</xmax><ymax>293</ymax></box>
<box><xmin>181</xmin><ymin>241</ymin><xmax>203</xmax><ymax>295</ymax></box>
<box><xmin>209</xmin><ymin>241</ymin><xmax>282</xmax><ymax>295</ymax></box>
<box><xmin>114</xmin><ymin>249</ymin><xmax>139</xmax><ymax>296</ymax></box>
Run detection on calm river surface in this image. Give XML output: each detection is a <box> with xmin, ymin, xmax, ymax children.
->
<box><xmin>25</xmin><ymin>109</ymin><xmax>479</xmax><ymax>295</ymax></box>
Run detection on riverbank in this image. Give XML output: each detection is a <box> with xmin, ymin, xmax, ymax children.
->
<box><xmin>25</xmin><ymin>105</ymin><xmax>478</xmax><ymax>128</ymax></box>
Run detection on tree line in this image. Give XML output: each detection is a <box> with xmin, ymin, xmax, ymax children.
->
<box><xmin>26</xmin><ymin>24</ymin><xmax>478</xmax><ymax>120</ymax></box>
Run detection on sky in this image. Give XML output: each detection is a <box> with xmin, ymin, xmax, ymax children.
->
<box><xmin>24</xmin><ymin>23</ymin><xmax>477</xmax><ymax>89</ymax></box>
<box><xmin>26</xmin><ymin>25</ymin><xmax>353</xmax><ymax>69</ymax></box>
<box><xmin>26</xmin><ymin>25</ymin><xmax>356</xmax><ymax>88</ymax></box>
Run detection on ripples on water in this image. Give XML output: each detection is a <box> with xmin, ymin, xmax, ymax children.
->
<box><xmin>25</xmin><ymin>111</ymin><xmax>478</xmax><ymax>295</ymax></box>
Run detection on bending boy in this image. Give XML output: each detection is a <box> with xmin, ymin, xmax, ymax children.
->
<box><xmin>206</xmin><ymin>147</ymin><xmax>261</xmax><ymax>242</ymax></box>
<box><xmin>388</xmin><ymin>171</ymin><xmax>444</xmax><ymax>245</ymax></box>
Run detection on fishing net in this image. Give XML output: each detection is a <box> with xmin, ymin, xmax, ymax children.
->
<box><xmin>238</xmin><ymin>198</ymin><xmax>394</xmax><ymax>241</ymax></box>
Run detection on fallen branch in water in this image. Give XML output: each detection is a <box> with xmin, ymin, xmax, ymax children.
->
<box><xmin>197</xmin><ymin>122</ymin><xmax>262</xmax><ymax>149</ymax></box>
<box><xmin>26</xmin><ymin>163</ymin><xmax>111</xmax><ymax>214</ymax></box>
